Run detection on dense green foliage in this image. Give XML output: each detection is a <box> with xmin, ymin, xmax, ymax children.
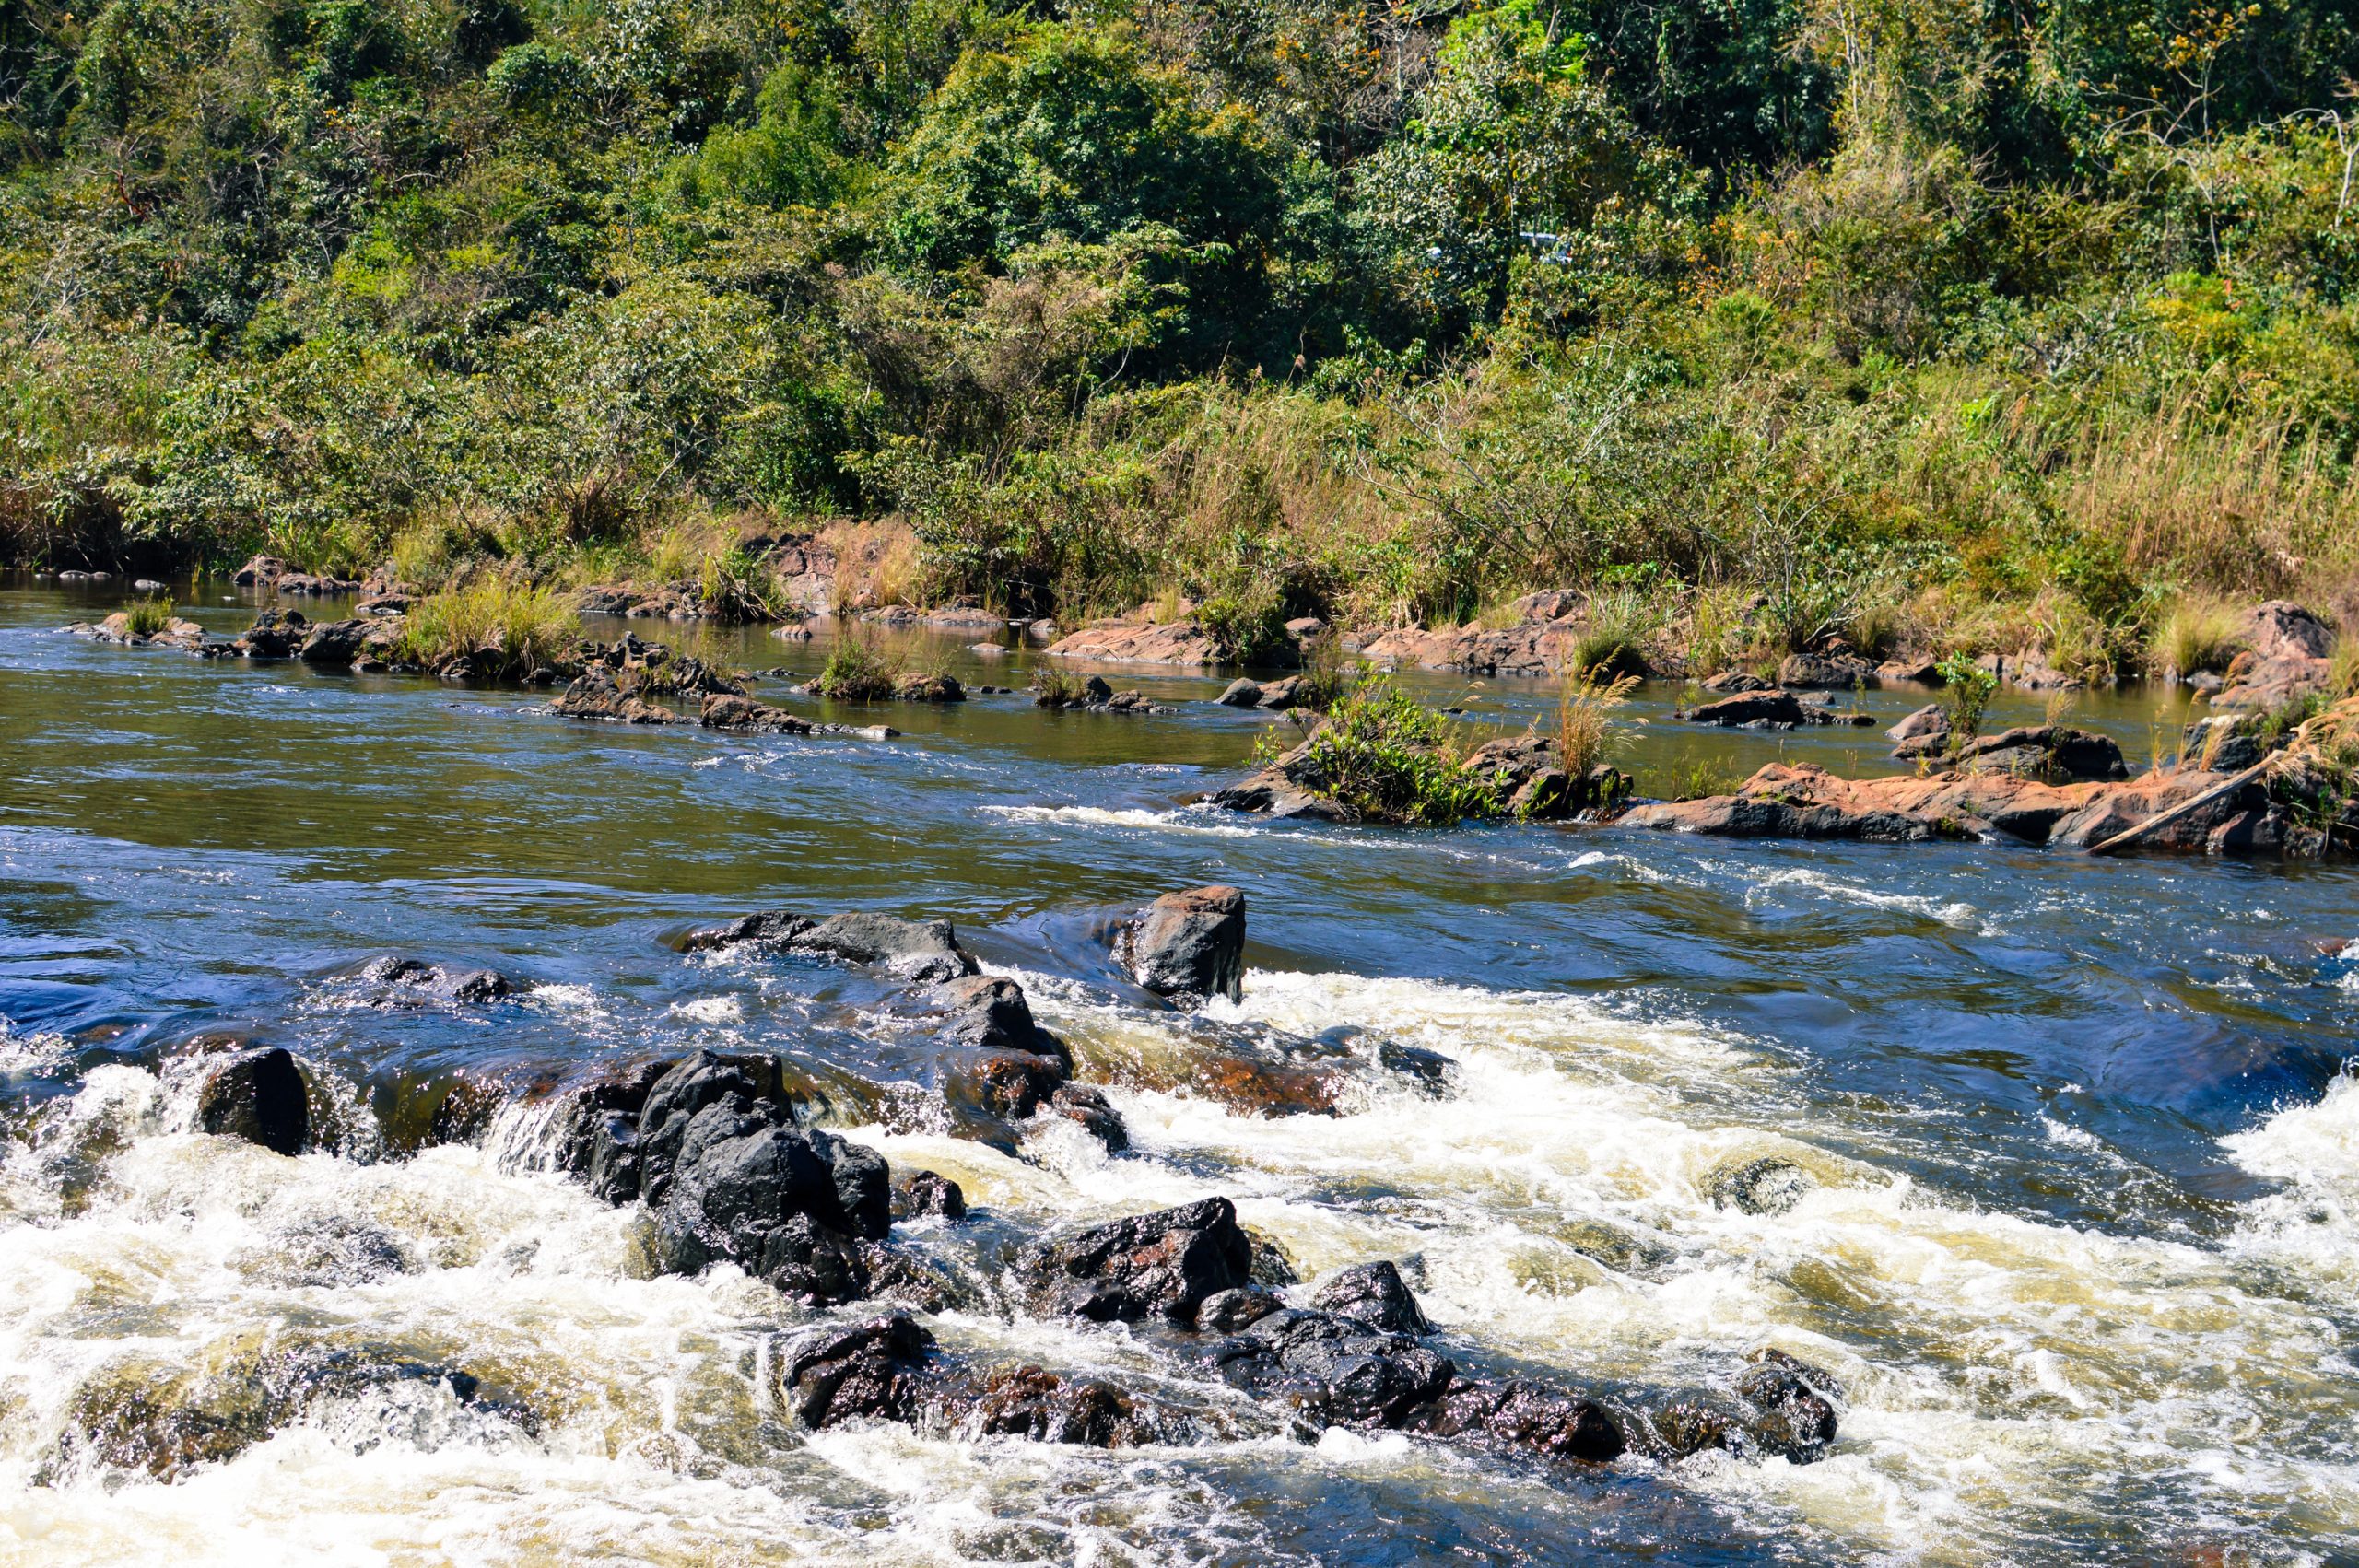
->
<box><xmin>1277</xmin><ymin>676</ymin><xmax>1502</xmax><ymax>825</ymax></box>
<box><xmin>6</xmin><ymin>0</ymin><xmax>2359</xmax><ymax>668</ymax></box>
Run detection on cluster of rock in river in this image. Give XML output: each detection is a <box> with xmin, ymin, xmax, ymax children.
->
<box><xmin>156</xmin><ymin>887</ymin><xmax>1842</xmax><ymax>1484</ymax></box>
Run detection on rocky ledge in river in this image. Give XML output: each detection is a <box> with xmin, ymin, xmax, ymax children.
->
<box><xmin>1038</xmin><ymin>673</ymin><xmax>1177</xmax><ymax>714</ymax></box>
<box><xmin>1623</xmin><ymin>751</ymin><xmax>2350</xmax><ymax>857</ymax></box>
<box><xmin>788</xmin><ymin>1195</ymin><xmax>1842</xmax><ymax>1469</ymax></box>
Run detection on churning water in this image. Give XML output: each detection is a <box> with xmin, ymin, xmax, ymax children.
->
<box><xmin>0</xmin><ymin>577</ymin><xmax>2353</xmax><ymax>1565</ymax></box>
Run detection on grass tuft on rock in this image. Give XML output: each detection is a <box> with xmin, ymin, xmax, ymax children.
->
<box><xmin>813</xmin><ymin>633</ymin><xmax>899</xmax><ymax>701</ymax></box>
<box><xmin>396</xmin><ymin>579</ymin><xmax>579</xmax><ymax>679</ymax></box>
<box><xmin>123</xmin><ymin>598</ymin><xmax>173</xmax><ymax>638</ymax></box>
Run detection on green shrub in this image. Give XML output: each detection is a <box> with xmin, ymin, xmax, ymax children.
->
<box><xmin>1291</xmin><ymin>628</ymin><xmax>1359</xmax><ymax>711</ymax></box>
<box><xmin>1281</xmin><ymin>678</ymin><xmax>1502</xmax><ymax>826</ymax></box>
<box><xmin>813</xmin><ymin>633</ymin><xmax>899</xmax><ymax>701</ymax></box>
<box><xmin>1937</xmin><ymin>652</ymin><xmax>1998</xmax><ymax>755</ymax></box>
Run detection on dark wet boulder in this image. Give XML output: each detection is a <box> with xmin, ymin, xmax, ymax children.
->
<box><xmin>440</xmin><ymin>967</ymin><xmax>512</xmax><ymax>1004</ymax></box>
<box><xmin>893</xmin><ymin>1170</ymin><xmax>968</xmax><ymax>1222</ymax></box>
<box><xmin>1216</xmin><ymin>677</ymin><xmax>1266</xmax><ymax>707</ymax></box>
<box><xmin>422</xmin><ymin>1075</ymin><xmax>506</xmax><ymax>1148</ymax></box>
<box><xmin>1736</xmin><ymin>1349</ymin><xmax>1843</xmax><ymax>1462</ymax></box>
<box><xmin>699</xmin><ymin>693</ymin><xmax>812</xmax><ymax>734</ymax></box>
<box><xmin>795</xmin><ymin>913</ymin><xmax>979</xmax><ymax>982</ymax></box>
<box><xmin>1210</xmin><ymin>1308</ymin><xmax>1455</xmax><ymax>1429</ymax></box>
<box><xmin>931</xmin><ymin>975</ymin><xmax>1068</xmax><ymax>1068</ymax></box>
<box><xmin>1685</xmin><ymin>689</ymin><xmax>1808</xmax><ymax>727</ymax></box>
<box><xmin>964</xmin><ymin>1365</ymin><xmax>1175</xmax><ymax>1447</ymax></box>
<box><xmin>679</xmin><ymin>909</ymin><xmax>812</xmax><ymax>952</ymax></box>
<box><xmin>1042</xmin><ymin>1083</ymin><xmax>1129</xmax><ymax>1152</ymax></box>
<box><xmin>650</xmin><ymin>1103</ymin><xmax>889</xmax><ymax>1303</ymax></box>
<box><xmin>943</xmin><ymin>1047</ymin><xmax>1065</xmax><ymax>1127</ymax></box>
<box><xmin>1375</xmin><ymin>1040</ymin><xmax>1458</xmax><ymax>1097</ymax></box>
<box><xmin>1119</xmin><ymin>885</ymin><xmax>1247</xmax><ymax>1003</ymax></box>
<box><xmin>1311</xmin><ymin>1260</ymin><xmax>1432</xmax><ymax>1336</ymax></box>
<box><xmin>1018</xmin><ymin>1196</ymin><xmax>1252</xmax><ymax>1325</ymax></box>
<box><xmin>1197</xmin><ymin>1285</ymin><xmax>1284</xmax><ymax>1333</ymax></box>
<box><xmin>196</xmin><ymin>1047</ymin><xmax>309</xmax><ymax>1156</ymax></box>
<box><xmin>1410</xmin><ymin>1376</ymin><xmax>1627</xmax><ymax>1463</ymax></box>
<box><xmin>633</xmin><ymin>1049</ymin><xmax>791</xmax><ymax>1201</ymax></box>
<box><xmin>677</xmin><ymin>909</ymin><xmax>979</xmax><ymax>982</ymax></box>
<box><xmin>778</xmin><ymin>1312</ymin><xmax>936</xmax><ymax>1428</ymax></box>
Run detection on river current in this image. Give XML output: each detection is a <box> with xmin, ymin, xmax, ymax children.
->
<box><xmin>0</xmin><ymin>577</ymin><xmax>2353</xmax><ymax>1566</ymax></box>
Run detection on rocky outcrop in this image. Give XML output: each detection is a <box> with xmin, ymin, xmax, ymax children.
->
<box><xmin>1311</xmin><ymin>1260</ymin><xmax>1430</xmax><ymax>1334</ymax></box>
<box><xmin>1887</xmin><ymin>703</ymin><xmax>1950</xmax><ymax>757</ymax></box>
<box><xmin>195</xmin><ymin>1047</ymin><xmax>309</xmax><ymax>1155</ymax></box>
<box><xmin>1950</xmin><ymin>725</ymin><xmax>2127</xmax><ymax>781</ymax></box>
<box><xmin>1212</xmin><ymin>727</ymin><xmax>1627</xmax><ymax>825</ymax></box>
<box><xmin>680</xmin><ymin>910</ymin><xmax>979</xmax><ymax>983</ymax></box>
<box><xmin>1016</xmin><ymin>1196</ymin><xmax>1254</xmax><ymax>1326</ymax></box>
<box><xmin>551</xmin><ymin>666</ymin><xmax>679</xmax><ymax>723</ymax></box>
<box><xmin>699</xmin><ymin>693</ymin><xmax>812</xmax><ymax>733</ymax></box>
<box><xmin>1117</xmin><ymin>886</ymin><xmax>1247</xmax><ymax>1003</ymax></box>
<box><xmin>2212</xmin><ymin>601</ymin><xmax>2340</xmax><ymax>709</ymax></box>
<box><xmin>67</xmin><ymin>611</ymin><xmax>209</xmax><ymax>649</ymax></box>
<box><xmin>1044</xmin><ymin>612</ymin><xmax>1222</xmax><ymax>667</ymax></box>
<box><xmin>1777</xmin><ymin>649</ymin><xmax>1879</xmax><ymax>689</ymax></box>
<box><xmin>1624</xmin><ymin>759</ymin><xmax>2295</xmax><ymax>853</ymax></box>
<box><xmin>1215</xmin><ymin>675</ymin><xmax>1309</xmax><ymax>709</ymax></box>
<box><xmin>1037</xmin><ymin>673</ymin><xmax>1176</xmax><ymax>713</ymax></box>
<box><xmin>1684</xmin><ymin>688</ymin><xmax>1872</xmax><ymax>729</ymax></box>
<box><xmin>1212</xmin><ymin>1306</ymin><xmax>1456</xmax><ymax>1428</ymax></box>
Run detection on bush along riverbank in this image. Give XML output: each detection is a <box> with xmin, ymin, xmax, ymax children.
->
<box><xmin>9</xmin><ymin>0</ymin><xmax>2359</xmax><ymax>681</ymax></box>
<box><xmin>157</xmin><ymin>892</ymin><xmax>1845</xmax><ymax>1477</ymax></box>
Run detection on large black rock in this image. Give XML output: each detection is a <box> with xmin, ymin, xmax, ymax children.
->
<box><xmin>1017</xmin><ymin>1196</ymin><xmax>1252</xmax><ymax>1325</ymax></box>
<box><xmin>196</xmin><ymin>1047</ymin><xmax>309</xmax><ymax>1156</ymax></box>
<box><xmin>1311</xmin><ymin>1260</ymin><xmax>1431</xmax><ymax>1336</ymax></box>
<box><xmin>1119</xmin><ymin>886</ymin><xmax>1246</xmax><ymax>1003</ymax></box>
<box><xmin>1211</xmin><ymin>1308</ymin><xmax>1455</xmax><ymax>1428</ymax></box>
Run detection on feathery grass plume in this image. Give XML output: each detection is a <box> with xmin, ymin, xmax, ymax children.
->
<box><xmin>123</xmin><ymin>598</ymin><xmax>173</xmax><ymax>638</ymax></box>
<box><xmin>1552</xmin><ymin>660</ymin><xmax>1638</xmax><ymax>779</ymax></box>
<box><xmin>395</xmin><ymin>579</ymin><xmax>579</xmax><ymax>678</ymax></box>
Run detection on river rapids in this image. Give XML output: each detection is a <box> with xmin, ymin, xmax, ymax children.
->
<box><xmin>0</xmin><ymin>577</ymin><xmax>2353</xmax><ymax>1565</ymax></box>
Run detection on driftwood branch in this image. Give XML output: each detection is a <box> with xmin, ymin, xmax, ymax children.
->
<box><xmin>2083</xmin><ymin>759</ymin><xmax>2272</xmax><ymax>856</ymax></box>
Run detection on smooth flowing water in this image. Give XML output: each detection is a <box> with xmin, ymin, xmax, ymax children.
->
<box><xmin>1</xmin><ymin>575</ymin><xmax>2353</xmax><ymax>1566</ymax></box>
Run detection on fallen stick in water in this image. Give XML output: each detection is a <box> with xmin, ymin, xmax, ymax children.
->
<box><xmin>2084</xmin><ymin>758</ymin><xmax>2273</xmax><ymax>857</ymax></box>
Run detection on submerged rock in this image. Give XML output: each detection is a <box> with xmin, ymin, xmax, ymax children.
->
<box><xmin>1410</xmin><ymin>1376</ymin><xmax>1627</xmax><ymax>1463</ymax></box>
<box><xmin>778</xmin><ymin>1312</ymin><xmax>935</xmax><ymax>1428</ymax></box>
<box><xmin>196</xmin><ymin>1047</ymin><xmax>309</xmax><ymax>1156</ymax></box>
<box><xmin>1119</xmin><ymin>885</ymin><xmax>1247</xmax><ymax>1003</ymax></box>
<box><xmin>1705</xmin><ymin>1155</ymin><xmax>1815</xmax><ymax>1215</ymax></box>
<box><xmin>1017</xmin><ymin>1195</ymin><xmax>1253</xmax><ymax>1326</ymax></box>
<box><xmin>1041</xmin><ymin>1082</ymin><xmax>1130</xmax><ymax>1152</ymax></box>
<box><xmin>893</xmin><ymin>1170</ymin><xmax>968</xmax><ymax>1222</ymax></box>
<box><xmin>678</xmin><ymin>910</ymin><xmax>979</xmax><ymax>983</ymax></box>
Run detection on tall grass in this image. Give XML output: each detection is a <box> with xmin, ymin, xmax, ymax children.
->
<box><xmin>1553</xmin><ymin>661</ymin><xmax>1638</xmax><ymax>778</ymax></box>
<box><xmin>2147</xmin><ymin>594</ymin><xmax>2245</xmax><ymax>677</ymax></box>
<box><xmin>395</xmin><ymin>579</ymin><xmax>580</xmax><ymax>678</ymax></box>
<box><xmin>123</xmin><ymin>598</ymin><xmax>174</xmax><ymax>638</ymax></box>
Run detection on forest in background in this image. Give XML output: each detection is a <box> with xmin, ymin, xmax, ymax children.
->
<box><xmin>7</xmin><ymin>0</ymin><xmax>2359</xmax><ymax>676</ymax></box>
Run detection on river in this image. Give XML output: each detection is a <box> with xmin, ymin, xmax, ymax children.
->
<box><xmin>0</xmin><ymin>575</ymin><xmax>2353</xmax><ymax>1565</ymax></box>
